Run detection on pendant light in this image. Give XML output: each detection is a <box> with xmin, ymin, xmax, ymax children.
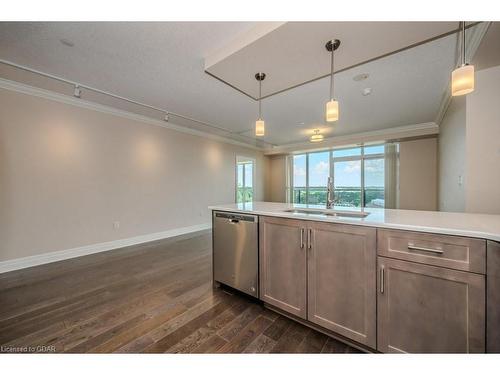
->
<box><xmin>255</xmin><ymin>72</ymin><xmax>266</xmax><ymax>136</ymax></box>
<box><xmin>452</xmin><ymin>22</ymin><xmax>475</xmax><ymax>96</ymax></box>
<box><xmin>310</xmin><ymin>129</ymin><xmax>324</xmax><ymax>143</ymax></box>
<box><xmin>325</xmin><ymin>39</ymin><xmax>341</xmax><ymax>122</ymax></box>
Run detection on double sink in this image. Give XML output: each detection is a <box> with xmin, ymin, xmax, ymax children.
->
<box><xmin>283</xmin><ymin>208</ymin><xmax>369</xmax><ymax>218</ymax></box>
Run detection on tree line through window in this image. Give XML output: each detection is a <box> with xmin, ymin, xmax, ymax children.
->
<box><xmin>291</xmin><ymin>145</ymin><xmax>386</xmax><ymax>208</ymax></box>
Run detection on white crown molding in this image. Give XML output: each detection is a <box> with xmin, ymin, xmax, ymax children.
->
<box><xmin>0</xmin><ymin>223</ymin><xmax>212</xmax><ymax>274</ymax></box>
<box><xmin>0</xmin><ymin>77</ymin><xmax>264</xmax><ymax>151</ymax></box>
<box><xmin>264</xmin><ymin>122</ymin><xmax>439</xmax><ymax>155</ymax></box>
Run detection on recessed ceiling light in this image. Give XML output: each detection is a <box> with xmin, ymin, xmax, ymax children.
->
<box><xmin>353</xmin><ymin>73</ymin><xmax>369</xmax><ymax>82</ymax></box>
<box><xmin>362</xmin><ymin>88</ymin><xmax>372</xmax><ymax>96</ymax></box>
<box><xmin>60</xmin><ymin>39</ymin><xmax>74</xmax><ymax>47</ymax></box>
<box><xmin>298</xmin><ymin>122</ymin><xmax>305</xmax><ymax>125</ymax></box>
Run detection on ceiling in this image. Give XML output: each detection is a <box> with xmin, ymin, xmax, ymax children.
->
<box><xmin>205</xmin><ymin>22</ymin><xmax>458</xmax><ymax>99</ymax></box>
<box><xmin>0</xmin><ymin>22</ymin><xmax>493</xmax><ymax>148</ymax></box>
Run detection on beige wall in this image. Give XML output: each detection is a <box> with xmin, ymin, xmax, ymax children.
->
<box><xmin>398</xmin><ymin>138</ymin><xmax>438</xmax><ymax>211</ymax></box>
<box><xmin>266</xmin><ymin>155</ymin><xmax>287</xmax><ymax>203</ymax></box>
<box><xmin>438</xmin><ymin>96</ymin><xmax>466</xmax><ymax>212</ymax></box>
<box><xmin>465</xmin><ymin>65</ymin><xmax>500</xmax><ymax>214</ymax></box>
<box><xmin>0</xmin><ymin>88</ymin><xmax>267</xmax><ymax>262</ymax></box>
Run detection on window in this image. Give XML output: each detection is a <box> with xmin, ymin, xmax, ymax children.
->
<box><xmin>334</xmin><ymin>159</ymin><xmax>361</xmax><ymax>207</ymax></box>
<box><xmin>289</xmin><ymin>145</ymin><xmax>388</xmax><ymax>208</ymax></box>
<box><xmin>364</xmin><ymin>158</ymin><xmax>384</xmax><ymax>207</ymax></box>
<box><xmin>236</xmin><ymin>157</ymin><xmax>254</xmax><ymax>203</ymax></box>
<box><xmin>307</xmin><ymin>151</ymin><xmax>330</xmax><ymax>205</ymax></box>
<box><xmin>292</xmin><ymin>154</ymin><xmax>306</xmax><ymax>203</ymax></box>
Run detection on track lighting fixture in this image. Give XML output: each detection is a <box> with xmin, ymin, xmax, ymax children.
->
<box><xmin>73</xmin><ymin>84</ymin><xmax>81</xmax><ymax>98</ymax></box>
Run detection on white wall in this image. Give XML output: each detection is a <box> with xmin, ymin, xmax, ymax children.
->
<box><xmin>438</xmin><ymin>96</ymin><xmax>466</xmax><ymax>212</ymax></box>
<box><xmin>0</xmin><ymin>88</ymin><xmax>267</xmax><ymax>262</ymax></box>
<box><xmin>398</xmin><ymin>138</ymin><xmax>438</xmax><ymax>211</ymax></box>
<box><xmin>465</xmin><ymin>65</ymin><xmax>500</xmax><ymax>214</ymax></box>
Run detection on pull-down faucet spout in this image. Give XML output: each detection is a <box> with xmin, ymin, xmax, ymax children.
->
<box><xmin>326</xmin><ymin>176</ymin><xmax>335</xmax><ymax>209</ymax></box>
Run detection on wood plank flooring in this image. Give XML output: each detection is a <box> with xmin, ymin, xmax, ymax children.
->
<box><xmin>0</xmin><ymin>233</ymin><xmax>361</xmax><ymax>353</ymax></box>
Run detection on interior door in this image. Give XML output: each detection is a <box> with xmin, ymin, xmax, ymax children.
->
<box><xmin>377</xmin><ymin>257</ymin><xmax>485</xmax><ymax>353</ymax></box>
<box><xmin>307</xmin><ymin>221</ymin><xmax>377</xmax><ymax>348</ymax></box>
<box><xmin>259</xmin><ymin>216</ymin><xmax>307</xmax><ymax>319</ymax></box>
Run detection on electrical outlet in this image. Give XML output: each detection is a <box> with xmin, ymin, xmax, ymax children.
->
<box><xmin>113</xmin><ymin>221</ymin><xmax>120</xmax><ymax>230</ymax></box>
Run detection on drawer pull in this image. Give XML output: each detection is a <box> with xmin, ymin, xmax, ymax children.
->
<box><xmin>407</xmin><ymin>243</ymin><xmax>443</xmax><ymax>255</ymax></box>
<box><xmin>300</xmin><ymin>228</ymin><xmax>305</xmax><ymax>249</ymax></box>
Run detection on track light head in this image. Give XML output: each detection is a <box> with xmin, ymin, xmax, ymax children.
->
<box><xmin>73</xmin><ymin>85</ymin><xmax>81</xmax><ymax>98</ymax></box>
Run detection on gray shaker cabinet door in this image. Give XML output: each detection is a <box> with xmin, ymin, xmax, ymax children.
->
<box><xmin>377</xmin><ymin>257</ymin><xmax>485</xmax><ymax>353</ymax></box>
<box><xmin>307</xmin><ymin>222</ymin><xmax>377</xmax><ymax>349</ymax></box>
<box><xmin>259</xmin><ymin>216</ymin><xmax>307</xmax><ymax>319</ymax></box>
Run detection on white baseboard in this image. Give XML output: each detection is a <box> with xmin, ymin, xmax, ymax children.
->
<box><xmin>0</xmin><ymin>223</ymin><xmax>212</xmax><ymax>274</ymax></box>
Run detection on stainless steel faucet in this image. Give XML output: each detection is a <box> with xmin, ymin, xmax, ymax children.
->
<box><xmin>326</xmin><ymin>176</ymin><xmax>335</xmax><ymax>209</ymax></box>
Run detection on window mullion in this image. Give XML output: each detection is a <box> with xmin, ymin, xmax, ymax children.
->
<box><xmin>305</xmin><ymin>153</ymin><xmax>309</xmax><ymax>205</ymax></box>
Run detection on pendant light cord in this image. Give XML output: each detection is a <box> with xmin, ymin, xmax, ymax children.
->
<box><xmin>461</xmin><ymin>21</ymin><xmax>466</xmax><ymax>66</ymax></box>
<box><xmin>258</xmin><ymin>79</ymin><xmax>262</xmax><ymax>120</ymax></box>
<box><xmin>330</xmin><ymin>45</ymin><xmax>335</xmax><ymax>100</ymax></box>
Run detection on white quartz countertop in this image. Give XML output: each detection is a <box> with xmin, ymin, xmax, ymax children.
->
<box><xmin>208</xmin><ymin>202</ymin><xmax>500</xmax><ymax>242</ymax></box>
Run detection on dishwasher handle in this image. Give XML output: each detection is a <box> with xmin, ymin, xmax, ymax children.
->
<box><xmin>214</xmin><ymin>211</ymin><xmax>258</xmax><ymax>223</ymax></box>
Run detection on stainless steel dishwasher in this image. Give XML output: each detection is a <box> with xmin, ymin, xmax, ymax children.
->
<box><xmin>212</xmin><ymin>211</ymin><xmax>258</xmax><ymax>298</ymax></box>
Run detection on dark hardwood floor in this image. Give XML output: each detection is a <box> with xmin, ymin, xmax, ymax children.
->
<box><xmin>0</xmin><ymin>233</ymin><xmax>360</xmax><ymax>353</ymax></box>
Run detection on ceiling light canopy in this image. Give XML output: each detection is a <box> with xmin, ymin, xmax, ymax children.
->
<box><xmin>451</xmin><ymin>22</ymin><xmax>474</xmax><ymax>96</ymax></box>
<box><xmin>310</xmin><ymin>129</ymin><xmax>324</xmax><ymax>143</ymax></box>
<box><xmin>255</xmin><ymin>72</ymin><xmax>266</xmax><ymax>137</ymax></box>
<box><xmin>325</xmin><ymin>39</ymin><xmax>341</xmax><ymax>122</ymax></box>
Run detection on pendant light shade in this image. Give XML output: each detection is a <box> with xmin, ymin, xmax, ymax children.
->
<box><xmin>255</xmin><ymin>72</ymin><xmax>266</xmax><ymax>137</ymax></box>
<box><xmin>452</xmin><ymin>63</ymin><xmax>475</xmax><ymax>96</ymax></box>
<box><xmin>325</xmin><ymin>39</ymin><xmax>341</xmax><ymax>122</ymax></box>
<box><xmin>255</xmin><ymin>119</ymin><xmax>265</xmax><ymax>137</ymax></box>
<box><xmin>310</xmin><ymin>129</ymin><xmax>324</xmax><ymax>143</ymax></box>
<box><xmin>326</xmin><ymin>99</ymin><xmax>339</xmax><ymax>122</ymax></box>
<box><xmin>451</xmin><ymin>22</ymin><xmax>475</xmax><ymax>96</ymax></box>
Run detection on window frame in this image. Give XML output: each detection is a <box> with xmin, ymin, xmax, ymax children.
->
<box><xmin>289</xmin><ymin>145</ymin><xmax>385</xmax><ymax>207</ymax></box>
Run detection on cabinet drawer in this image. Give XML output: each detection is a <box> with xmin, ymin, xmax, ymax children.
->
<box><xmin>377</xmin><ymin>229</ymin><xmax>486</xmax><ymax>274</ymax></box>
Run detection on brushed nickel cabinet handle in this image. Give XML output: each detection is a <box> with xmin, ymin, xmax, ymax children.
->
<box><xmin>407</xmin><ymin>243</ymin><xmax>444</xmax><ymax>255</ymax></box>
<box><xmin>380</xmin><ymin>266</ymin><xmax>385</xmax><ymax>294</ymax></box>
<box><xmin>308</xmin><ymin>228</ymin><xmax>312</xmax><ymax>250</ymax></box>
<box><xmin>300</xmin><ymin>228</ymin><xmax>304</xmax><ymax>249</ymax></box>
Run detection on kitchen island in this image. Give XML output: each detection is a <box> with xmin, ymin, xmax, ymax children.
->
<box><xmin>209</xmin><ymin>202</ymin><xmax>500</xmax><ymax>353</ymax></box>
